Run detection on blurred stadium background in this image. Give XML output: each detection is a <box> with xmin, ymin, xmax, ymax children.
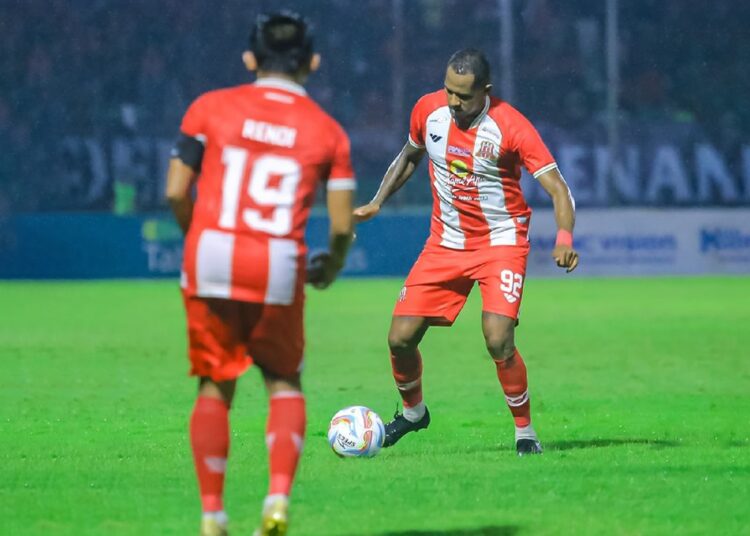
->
<box><xmin>1</xmin><ymin>0</ymin><xmax>749</xmax><ymax>278</ymax></box>
<box><xmin>2</xmin><ymin>2</ymin><xmax>749</xmax><ymax>535</ymax></box>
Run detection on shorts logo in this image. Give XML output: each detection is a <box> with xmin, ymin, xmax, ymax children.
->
<box><xmin>500</xmin><ymin>269</ymin><xmax>523</xmax><ymax>303</ymax></box>
<box><xmin>447</xmin><ymin>145</ymin><xmax>471</xmax><ymax>157</ymax></box>
<box><xmin>398</xmin><ymin>286</ymin><xmax>407</xmax><ymax>302</ymax></box>
<box><xmin>475</xmin><ymin>140</ymin><xmax>496</xmax><ymax>160</ymax></box>
<box><xmin>429</xmin><ymin>133</ymin><xmax>443</xmax><ymax>142</ymax></box>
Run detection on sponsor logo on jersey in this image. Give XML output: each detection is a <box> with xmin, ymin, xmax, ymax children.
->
<box><xmin>475</xmin><ymin>140</ymin><xmax>497</xmax><ymax>160</ymax></box>
<box><xmin>447</xmin><ymin>145</ymin><xmax>471</xmax><ymax>157</ymax></box>
<box><xmin>242</xmin><ymin>119</ymin><xmax>297</xmax><ymax>148</ymax></box>
<box><xmin>449</xmin><ymin>159</ymin><xmax>470</xmax><ymax>178</ymax></box>
<box><xmin>447</xmin><ymin>160</ymin><xmax>488</xmax><ymax>189</ymax></box>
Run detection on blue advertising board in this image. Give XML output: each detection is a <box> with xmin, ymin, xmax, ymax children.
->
<box><xmin>1</xmin><ymin>209</ymin><xmax>749</xmax><ymax>279</ymax></box>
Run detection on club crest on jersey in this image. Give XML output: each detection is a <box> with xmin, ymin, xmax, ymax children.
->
<box><xmin>475</xmin><ymin>140</ymin><xmax>496</xmax><ymax>160</ymax></box>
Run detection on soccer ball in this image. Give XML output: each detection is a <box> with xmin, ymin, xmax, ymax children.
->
<box><xmin>327</xmin><ymin>406</ymin><xmax>385</xmax><ymax>457</ymax></box>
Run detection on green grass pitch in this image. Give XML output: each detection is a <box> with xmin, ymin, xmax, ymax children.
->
<box><xmin>1</xmin><ymin>277</ymin><xmax>749</xmax><ymax>535</ymax></box>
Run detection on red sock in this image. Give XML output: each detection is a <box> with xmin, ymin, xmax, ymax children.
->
<box><xmin>494</xmin><ymin>349</ymin><xmax>531</xmax><ymax>428</ymax></box>
<box><xmin>266</xmin><ymin>392</ymin><xmax>306</xmax><ymax>496</ymax></box>
<box><xmin>390</xmin><ymin>349</ymin><xmax>423</xmax><ymax>408</ymax></box>
<box><xmin>190</xmin><ymin>396</ymin><xmax>230</xmax><ymax>512</ymax></box>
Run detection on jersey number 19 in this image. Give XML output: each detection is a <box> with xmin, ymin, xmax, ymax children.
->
<box><xmin>219</xmin><ymin>145</ymin><xmax>301</xmax><ymax>236</ymax></box>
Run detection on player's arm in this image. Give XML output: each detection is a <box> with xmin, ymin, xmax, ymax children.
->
<box><xmin>353</xmin><ymin>142</ymin><xmax>425</xmax><ymax>222</ymax></box>
<box><xmin>309</xmin><ymin>189</ymin><xmax>355</xmax><ymax>290</ymax></box>
<box><xmin>510</xmin><ymin>104</ymin><xmax>579</xmax><ymax>273</ymax></box>
<box><xmin>537</xmin><ymin>168</ymin><xmax>579</xmax><ymax>273</ymax></box>
<box><xmin>309</xmin><ymin>123</ymin><xmax>357</xmax><ymax>289</ymax></box>
<box><xmin>326</xmin><ymin>188</ymin><xmax>356</xmax><ymax>283</ymax></box>
<box><xmin>165</xmin><ymin>157</ymin><xmax>198</xmax><ymax>235</ymax></box>
<box><xmin>166</xmin><ymin>130</ymin><xmax>204</xmax><ymax>234</ymax></box>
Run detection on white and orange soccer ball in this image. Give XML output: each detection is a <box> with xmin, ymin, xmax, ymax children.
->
<box><xmin>327</xmin><ymin>406</ymin><xmax>385</xmax><ymax>457</ymax></box>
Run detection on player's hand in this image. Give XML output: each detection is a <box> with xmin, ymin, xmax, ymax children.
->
<box><xmin>552</xmin><ymin>245</ymin><xmax>579</xmax><ymax>273</ymax></box>
<box><xmin>306</xmin><ymin>251</ymin><xmax>344</xmax><ymax>289</ymax></box>
<box><xmin>353</xmin><ymin>202</ymin><xmax>381</xmax><ymax>223</ymax></box>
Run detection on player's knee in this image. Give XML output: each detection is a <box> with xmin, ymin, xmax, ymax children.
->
<box><xmin>388</xmin><ymin>331</ymin><xmax>418</xmax><ymax>356</ymax></box>
<box><xmin>388</xmin><ymin>333</ymin><xmax>416</xmax><ymax>356</ymax></box>
<box><xmin>485</xmin><ymin>333</ymin><xmax>515</xmax><ymax>361</ymax></box>
<box><xmin>388</xmin><ymin>317</ymin><xmax>427</xmax><ymax>358</ymax></box>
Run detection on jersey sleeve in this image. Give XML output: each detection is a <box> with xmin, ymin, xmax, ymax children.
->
<box><xmin>408</xmin><ymin>97</ymin><xmax>427</xmax><ymax>149</ymax></box>
<box><xmin>506</xmin><ymin>106</ymin><xmax>557</xmax><ymax>178</ymax></box>
<box><xmin>326</xmin><ymin>122</ymin><xmax>356</xmax><ymax>191</ymax></box>
<box><xmin>180</xmin><ymin>94</ymin><xmax>210</xmax><ymax>141</ymax></box>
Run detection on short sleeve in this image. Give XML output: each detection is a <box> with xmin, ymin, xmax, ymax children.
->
<box><xmin>507</xmin><ymin>106</ymin><xmax>557</xmax><ymax>178</ymax></box>
<box><xmin>180</xmin><ymin>94</ymin><xmax>209</xmax><ymax>140</ymax></box>
<box><xmin>327</xmin><ymin>123</ymin><xmax>356</xmax><ymax>191</ymax></box>
<box><xmin>408</xmin><ymin>98</ymin><xmax>427</xmax><ymax>149</ymax></box>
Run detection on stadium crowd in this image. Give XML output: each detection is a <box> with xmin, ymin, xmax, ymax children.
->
<box><xmin>1</xmin><ymin>0</ymin><xmax>747</xmax><ymax>211</ymax></box>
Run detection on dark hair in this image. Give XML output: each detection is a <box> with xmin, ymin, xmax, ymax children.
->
<box><xmin>249</xmin><ymin>11</ymin><xmax>314</xmax><ymax>74</ymax></box>
<box><xmin>447</xmin><ymin>48</ymin><xmax>491</xmax><ymax>89</ymax></box>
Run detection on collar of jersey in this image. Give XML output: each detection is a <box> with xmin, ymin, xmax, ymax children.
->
<box><xmin>466</xmin><ymin>96</ymin><xmax>491</xmax><ymax>129</ymax></box>
<box><xmin>254</xmin><ymin>77</ymin><xmax>307</xmax><ymax>96</ymax></box>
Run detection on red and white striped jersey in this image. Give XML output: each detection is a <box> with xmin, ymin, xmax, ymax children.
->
<box><xmin>409</xmin><ymin>91</ymin><xmax>557</xmax><ymax>250</ymax></box>
<box><xmin>179</xmin><ymin>78</ymin><xmax>355</xmax><ymax>304</ymax></box>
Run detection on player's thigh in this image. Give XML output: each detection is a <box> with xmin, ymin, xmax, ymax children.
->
<box><xmin>475</xmin><ymin>248</ymin><xmax>529</xmax><ymax>320</ymax></box>
<box><xmin>182</xmin><ymin>294</ymin><xmax>252</xmax><ymax>382</ymax></box>
<box><xmin>245</xmin><ymin>297</ymin><xmax>305</xmax><ymax>379</ymax></box>
<box><xmin>394</xmin><ymin>280</ymin><xmax>473</xmax><ymax>327</ymax></box>
<box><xmin>395</xmin><ymin>247</ymin><xmax>473</xmax><ymax>326</ymax></box>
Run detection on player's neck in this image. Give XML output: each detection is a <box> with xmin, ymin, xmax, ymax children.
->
<box><xmin>453</xmin><ymin>96</ymin><xmax>490</xmax><ymax>130</ymax></box>
<box><xmin>255</xmin><ymin>71</ymin><xmax>306</xmax><ymax>87</ymax></box>
<box><xmin>454</xmin><ymin>116</ymin><xmax>475</xmax><ymax>130</ymax></box>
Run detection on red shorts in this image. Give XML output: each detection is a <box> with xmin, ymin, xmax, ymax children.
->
<box><xmin>182</xmin><ymin>290</ymin><xmax>305</xmax><ymax>382</ymax></box>
<box><xmin>393</xmin><ymin>244</ymin><xmax>529</xmax><ymax>325</ymax></box>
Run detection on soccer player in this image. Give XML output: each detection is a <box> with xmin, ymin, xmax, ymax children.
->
<box><xmin>166</xmin><ymin>12</ymin><xmax>355</xmax><ymax>536</ymax></box>
<box><xmin>354</xmin><ymin>48</ymin><xmax>578</xmax><ymax>456</ymax></box>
